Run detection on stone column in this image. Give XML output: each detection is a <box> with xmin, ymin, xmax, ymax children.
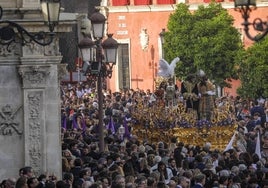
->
<box><xmin>0</xmin><ymin>0</ymin><xmax>73</xmax><ymax>180</ymax></box>
<box><xmin>0</xmin><ymin>35</ymin><xmax>64</xmax><ymax>180</ymax></box>
<box><xmin>18</xmin><ymin>46</ymin><xmax>63</xmax><ymax>177</ymax></box>
<box><xmin>18</xmin><ymin>60</ymin><xmax>62</xmax><ymax>177</ymax></box>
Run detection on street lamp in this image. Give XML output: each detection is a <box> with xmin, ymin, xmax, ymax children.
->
<box><xmin>0</xmin><ymin>0</ymin><xmax>60</xmax><ymax>48</ymax></box>
<box><xmin>41</xmin><ymin>0</ymin><xmax>61</xmax><ymax>33</ymax></box>
<box><xmin>234</xmin><ymin>0</ymin><xmax>268</xmax><ymax>41</ymax></box>
<box><xmin>78</xmin><ymin>10</ymin><xmax>118</xmax><ymax>152</ymax></box>
<box><xmin>159</xmin><ymin>28</ymin><xmax>165</xmax><ymax>58</ymax></box>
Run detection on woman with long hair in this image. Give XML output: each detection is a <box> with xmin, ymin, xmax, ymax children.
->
<box><xmin>156</xmin><ymin>161</ymin><xmax>173</xmax><ymax>185</ymax></box>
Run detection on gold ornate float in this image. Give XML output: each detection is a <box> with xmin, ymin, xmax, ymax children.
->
<box><xmin>131</xmin><ymin>99</ymin><xmax>237</xmax><ymax>151</ymax></box>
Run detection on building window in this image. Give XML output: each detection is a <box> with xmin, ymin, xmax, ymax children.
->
<box><xmin>157</xmin><ymin>0</ymin><xmax>175</xmax><ymax>4</ymax></box>
<box><xmin>118</xmin><ymin>44</ymin><xmax>130</xmax><ymax>89</ymax></box>
<box><xmin>112</xmin><ymin>0</ymin><xmax>130</xmax><ymax>6</ymax></box>
<box><xmin>134</xmin><ymin>0</ymin><xmax>152</xmax><ymax>5</ymax></box>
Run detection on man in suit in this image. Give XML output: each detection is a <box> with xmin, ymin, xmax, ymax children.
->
<box><xmin>191</xmin><ymin>173</ymin><xmax>206</xmax><ymax>188</ymax></box>
<box><xmin>246</xmin><ymin>112</ymin><xmax>262</xmax><ymax>132</ymax></box>
<box><xmin>250</xmin><ymin>100</ymin><xmax>265</xmax><ymax>125</ymax></box>
<box><xmin>177</xmin><ymin>176</ymin><xmax>190</xmax><ymax>188</ymax></box>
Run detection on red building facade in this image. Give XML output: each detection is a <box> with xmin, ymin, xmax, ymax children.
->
<box><xmin>102</xmin><ymin>0</ymin><xmax>268</xmax><ymax>96</ymax></box>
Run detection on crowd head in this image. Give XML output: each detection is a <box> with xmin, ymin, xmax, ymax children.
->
<box><xmin>1</xmin><ymin>82</ymin><xmax>268</xmax><ymax>188</ymax></box>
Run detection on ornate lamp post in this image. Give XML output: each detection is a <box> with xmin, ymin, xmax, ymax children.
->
<box><xmin>78</xmin><ymin>10</ymin><xmax>118</xmax><ymax>152</ymax></box>
<box><xmin>234</xmin><ymin>0</ymin><xmax>268</xmax><ymax>41</ymax></box>
<box><xmin>41</xmin><ymin>0</ymin><xmax>61</xmax><ymax>32</ymax></box>
<box><xmin>0</xmin><ymin>0</ymin><xmax>60</xmax><ymax>48</ymax></box>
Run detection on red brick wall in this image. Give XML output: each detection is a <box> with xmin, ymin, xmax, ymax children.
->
<box><xmin>106</xmin><ymin>1</ymin><xmax>268</xmax><ymax>95</ymax></box>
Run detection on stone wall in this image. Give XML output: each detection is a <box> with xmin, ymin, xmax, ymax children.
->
<box><xmin>0</xmin><ymin>0</ymin><xmax>73</xmax><ymax>180</ymax></box>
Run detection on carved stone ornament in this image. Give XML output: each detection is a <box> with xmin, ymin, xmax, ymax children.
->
<box><xmin>139</xmin><ymin>28</ymin><xmax>149</xmax><ymax>51</ymax></box>
<box><xmin>27</xmin><ymin>91</ymin><xmax>42</xmax><ymax>175</ymax></box>
<box><xmin>18</xmin><ymin>65</ymin><xmax>51</xmax><ymax>88</ymax></box>
<box><xmin>58</xmin><ymin>64</ymin><xmax>68</xmax><ymax>81</ymax></box>
<box><xmin>22</xmin><ymin>42</ymin><xmax>44</xmax><ymax>56</ymax></box>
<box><xmin>0</xmin><ymin>104</ymin><xmax>23</xmax><ymax>136</ymax></box>
<box><xmin>45</xmin><ymin>37</ymin><xmax>60</xmax><ymax>56</ymax></box>
<box><xmin>0</xmin><ymin>43</ymin><xmax>20</xmax><ymax>57</ymax></box>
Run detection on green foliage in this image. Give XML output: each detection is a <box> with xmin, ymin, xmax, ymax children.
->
<box><xmin>236</xmin><ymin>37</ymin><xmax>268</xmax><ymax>98</ymax></box>
<box><xmin>164</xmin><ymin>3</ymin><xmax>243</xmax><ymax>87</ymax></box>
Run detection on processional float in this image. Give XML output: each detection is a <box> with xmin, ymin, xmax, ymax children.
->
<box><xmin>130</xmin><ymin>57</ymin><xmax>237</xmax><ymax>151</ymax></box>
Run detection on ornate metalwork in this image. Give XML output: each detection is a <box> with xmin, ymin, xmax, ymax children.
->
<box><xmin>235</xmin><ymin>1</ymin><xmax>268</xmax><ymax>41</ymax></box>
<box><xmin>0</xmin><ymin>4</ymin><xmax>57</xmax><ymax>51</ymax></box>
<box><xmin>131</xmin><ymin>94</ymin><xmax>237</xmax><ymax>151</ymax></box>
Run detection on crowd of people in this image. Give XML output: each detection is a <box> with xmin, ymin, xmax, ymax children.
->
<box><xmin>1</xmin><ymin>80</ymin><xmax>268</xmax><ymax>188</ymax></box>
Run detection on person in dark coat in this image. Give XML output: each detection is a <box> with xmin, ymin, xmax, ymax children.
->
<box><xmin>191</xmin><ymin>173</ymin><xmax>206</xmax><ymax>188</ymax></box>
<box><xmin>70</xmin><ymin>158</ymin><xmax>83</xmax><ymax>186</ymax></box>
<box><xmin>173</xmin><ymin>142</ymin><xmax>184</xmax><ymax>168</ymax></box>
<box><xmin>246</xmin><ymin>113</ymin><xmax>262</xmax><ymax>132</ymax></box>
<box><xmin>250</xmin><ymin>100</ymin><xmax>265</xmax><ymax>126</ymax></box>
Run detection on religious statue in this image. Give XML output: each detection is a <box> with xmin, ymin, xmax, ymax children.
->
<box><xmin>154</xmin><ymin>81</ymin><xmax>166</xmax><ymax>107</ymax></box>
<box><xmin>198</xmin><ymin>75</ymin><xmax>216</xmax><ymax>121</ymax></box>
<box><xmin>181</xmin><ymin>74</ymin><xmax>199</xmax><ymax>119</ymax></box>
<box><xmin>157</xmin><ymin>57</ymin><xmax>180</xmax><ymax>108</ymax></box>
<box><xmin>139</xmin><ymin>28</ymin><xmax>149</xmax><ymax>51</ymax></box>
<box><xmin>158</xmin><ymin>57</ymin><xmax>180</xmax><ymax>78</ymax></box>
<box><xmin>165</xmin><ymin>78</ymin><xmax>176</xmax><ymax>107</ymax></box>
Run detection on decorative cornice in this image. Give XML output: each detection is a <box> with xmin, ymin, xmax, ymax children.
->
<box><xmin>105</xmin><ymin>1</ymin><xmax>268</xmax><ymax>12</ymax></box>
<box><xmin>17</xmin><ymin>65</ymin><xmax>51</xmax><ymax>88</ymax></box>
<box><xmin>20</xmin><ymin>56</ymin><xmax>63</xmax><ymax>64</ymax></box>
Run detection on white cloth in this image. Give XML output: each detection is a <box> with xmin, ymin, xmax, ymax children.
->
<box><xmin>76</xmin><ymin>89</ymin><xmax>85</xmax><ymax>98</ymax></box>
<box><xmin>164</xmin><ymin>167</ymin><xmax>174</xmax><ymax>185</ymax></box>
<box><xmin>206</xmin><ymin>90</ymin><xmax>216</xmax><ymax>96</ymax></box>
<box><xmin>224</xmin><ymin>132</ymin><xmax>236</xmax><ymax>152</ymax></box>
<box><xmin>255</xmin><ymin>131</ymin><xmax>261</xmax><ymax>159</ymax></box>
